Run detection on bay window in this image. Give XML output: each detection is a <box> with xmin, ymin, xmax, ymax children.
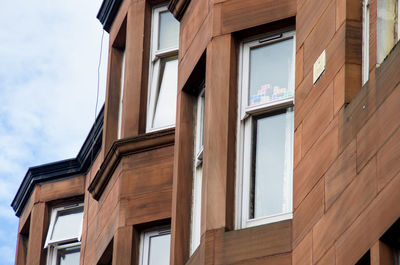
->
<box><xmin>236</xmin><ymin>30</ymin><xmax>295</xmax><ymax>229</ymax></box>
<box><xmin>146</xmin><ymin>5</ymin><xmax>180</xmax><ymax>132</ymax></box>
<box><xmin>44</xmin><ymin>203</ymin><xmax>84</xmax><ymax>265</ymax></box>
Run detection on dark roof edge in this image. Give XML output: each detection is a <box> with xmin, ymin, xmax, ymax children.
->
<box><xmin>97</xmin><ymin>0</ymin><xmax>123</xmax><ymax>33</ymax></box>
<box><xmin>11</xmin><ymin>106</ymin><xmax>104</xmax><ymax>217</ymax></box>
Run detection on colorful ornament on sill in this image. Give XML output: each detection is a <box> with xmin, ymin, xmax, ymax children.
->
<box><xmin>249</xmin><ymin>84</ymin><xmax>292</xmax><ymax>106</ymax></box>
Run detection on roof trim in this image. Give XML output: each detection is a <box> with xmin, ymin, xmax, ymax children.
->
<box><xmin>11</xmin><ymin>106</ymin><xmax>104</xmax><ymax>217</ymax></box>
<box><xmin>168</xmin><ymin>0</ymin><xmax>191</xmax><ymax>21</ymax></box>
<box><xmin>97</xmin><ymin>0</ymin><xmax>189</xmax><ymax>30</ymax></box>
<box><xmin>97</xmin><ymin>0</ymin><xmax>123</xmax><ymax>33</ymax></box>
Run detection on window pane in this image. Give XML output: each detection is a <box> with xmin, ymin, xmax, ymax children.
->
<box><xmin>199</xmin><ymin>93</ymin><xmax>205</xmax><ymax>149</ymax></box>
<box><xmin>51</xmin><ymin>207</ymin><xmax>83</xmax><ymax>242</ymax></box>
<box><xmin>248</xmin><ymin>38</ymin><xmax>294</xmax><ymax>107</ymax></box>
<box><xmin>158</xmin><ymin>11</ymin><xmax>179</xmax><ymax>50</ymax></box>
<box><xmin>152</xmin><ymin>56</ymin><xmax>178</xmax><ymax>129</ymax></box>
<box><xmin>362</xmin><ymin>1</ymin><xmax>370</xmax><ymax>85</ymax></box>
<box><xmin>57</xmin><ymin>245</ymin><xmax>80</xmax><ymax>265</ymax></box>
<box><xmin>191</xmin><ymin>166</ymin><xmax>202</xmax><ymax>253</ymax></box>
<box><xmin>117</xmin><ymin>51</ymin><xmax>126</xmax><ymax>139</ymax></box>
<box><xmin>148</xmin><ymin>233</ymin><xmax>170</xmax><ymax>265</ymax></box>
<box><xmin>377</xmin><ymin>0</ymin><xmax>396</xmax><ymax>63</ymax></box>
<box><xmin>250</xmin><ymin>108</ymin><xmax>293</xmax><ymax>219</ymax></box>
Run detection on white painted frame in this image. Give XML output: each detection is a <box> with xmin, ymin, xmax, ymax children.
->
<box><xmin>363</xmin><ymin>0</ymin><xmax>370</xmax><ymax>85</ymax></box>
<box><xmin>146</xmin><ymin>4</ymin><xmax>180</xmax><ymax>132</ymax></box>
<box><xmin>44</xmin><ymin>203</ymin><xmax>84</xmax><ymax>248</ymax></box>
<box><xmin>195</xmin><ymin>88</ymin><xmax>205</xmax><ymax>164</ymax></box>
<box><xmin>138</xmin><ymin>226</ymin><xmax>171</xmax><ymax>265</ymax></box>
<box><xmin>235</xmin><ymin>30</ymin><xmax>295</xmax><ymax>229</ymax></box>
<box><xmin>46</xmin><ymin>242</ymin><xmax>81</xmax><ymax>265</ymax></box>
<box><xmin>117</xmin><ymin>51</ymin><xmax>126</xmax><ymax>139</ymax></box>
<box><xmin>398</xmin><ymin>0</ymin><xmax>400</xmax><ymax>41</ymax></box>
<box><xmin>238</xmin><ymin>31</ymin><xmax>295</xmax><ymax>121</ymax></box>
<box><xmin>190</xmin><ymin>87</ymin><xmax>205</xmax><ymax>254</ymax></box>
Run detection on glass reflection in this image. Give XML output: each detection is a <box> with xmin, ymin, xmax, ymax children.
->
<box><xmin>152</xmin><ymin>56</ymin><xmax>178</xmax><ymax>128</ymax></box>
<box><xmin>148</xmin><ymin>233</ymin><xmax>171</xmax><ymax>265</ymax></box>
<box><xmin>57</xmin><ymin>246</ymin><xmax>80</xmax><ymax>265</ymax></box>
<box><xmin>158</xmin><ymin>11</ymin><xmax>179</xmax><ymax>50</ymax></box>
<box><xmin>248</xmin><ymin>38</ymin><xmax>294</xmax><ymax>107</ymax></box>
<box><xmin>51</xmin><ymin>207</ymin><xmax>83</xmax><ymax>242</ymax></box>
<box><xmin>250</xmin><ymin>108</ymin><xmax>293</xmax><ymax>219</ymax></box>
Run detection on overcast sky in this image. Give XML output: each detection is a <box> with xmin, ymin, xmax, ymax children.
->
<box><xmin>0</xmin><ymin>0</ymin><xmax>109</xmax><ymax>263</ymax></box>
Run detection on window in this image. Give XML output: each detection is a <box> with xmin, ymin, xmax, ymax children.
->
<box><xmin>381</xmin><ymin>218</ymin><xmax>400</xmax><ymax>265</ymax></box>
<box><xmin>44</xmin><ymin>204</ymin><xmax>84</xmax><ymax>265</ymax></box>
<box><xmin>47</xmin><ymin>243</ymin><xmax>81</xmax><ymax>265</ymax></box>
<box><xmin>97</xmin><ymin>239</ymin><xmax>113</xmax><ymax>265</ymax></box>
<box><xmin>355</xmin><ymin>251</ymin><xmax>371</xmax><ymax>265</ymax></box>
<box><xmin>117</xmin><ymin>51</ymin><xmax>126</xmax><ymax>139</ymax></box>
<box><xmin>236</xmin><ymin>30</ymin><xmax>295</xmax><ymax>229</ymax></box>
<box><xmin>146</xmin><ymin>4</ymin><xmax>180</xmax><ymax>132</ymax></box>
<box><xmin>190</xmin><ymin>88</ymin><xmax>204</xmax><ymax>254</ymax></box>
<box><xmin>363</xmin><ymin>0</ymin><xmax>370</xmax><ymax>85</ymax></box>
<box><xmin>377</xmin><ymin>0</ymin><xmax>399</xmax><ymax>64</ymax></box>
<box><xmin>139</xmin><ymin>227</ymin><xmax>171</xmax><ymax>265</ymax></box>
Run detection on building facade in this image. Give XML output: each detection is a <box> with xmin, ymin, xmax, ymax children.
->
<box><xmin>11</xmin><ymin>0</ymin><xmax>400</xmax><ymax>264</ymax></box>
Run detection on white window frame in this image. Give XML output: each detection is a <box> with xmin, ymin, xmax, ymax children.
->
<box><xmin>195</xmin><ymin>88</ymin><xmax>205</xmax><ymax>165</ymax></box>
<box><xmin>362</xmin><ymin>0</ymin><xmax>370</xmax><ymax>85</ymax></box>
<box><xmin>46</xmin><ymin>242</ymin><xmax>81</xmax><ymax>265</ymax></box>
<box><xmin>44</xmin><ymin>203</ymin><xmax>84</xmax><ymax>248</ymax></box>
<box><xmin>146</xmin><ymin>4</ymin><xmax>179</xmax><ymax>132</ymax></box>
<box><xmin>235</xmin><ymin>30</ymin><xmax>295</xmax><ymax>229</ymax></box>
<box><xmin>138</xmin><ymin>226</ymin><xmax>171</xmax><ymax>265</ymax></box>
<box><xmin>44</xmin><ymin>203</ymin><xmax>84</xmax><ymax>265</ymax></box>
<box><xmin>190</xmin><ymin>88</ymin><xmax>205</xmax><ymax>254</ymax></box>
<box><xmin>398</xmin><ymin>0</ymin><xmax>400</xmax><ymax>41</ymax></box>
<box><xmin>117</xmin><ymin>50</ymin><xmax>126</xmax><ymax>139</ymax></box>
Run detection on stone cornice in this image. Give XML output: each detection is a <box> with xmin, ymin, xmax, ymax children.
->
<box><xmin>88</xmin><ymin>128</ymin><xmax>175</xmax><ymax>200</ymax></box>
<box><xmin>168</xmin><ymin>0</ymin><xmax>191</xmax><ymax>21</ymax></box>
<box><xmin>11</xmin><ymin>107</ymin><xmax>104</xmax><ymax>217</ymax></box>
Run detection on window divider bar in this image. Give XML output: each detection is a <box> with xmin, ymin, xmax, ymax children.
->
<box><xmin>259</xmin><ymin>33</ymin><xmax>282</xmax><ymax>43</ymax></box>
<box><xmin>242</xmin><ymin>97</ymin><xmax>294</xmax><ymax>120</ymax></box>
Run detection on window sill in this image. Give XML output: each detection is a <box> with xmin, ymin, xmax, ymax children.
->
<box><xmin>146</xmin><ymin>124</ymin><xmax>175</xmax><ymax>134</ymax></box>
<box><xmin>238</xmin><ymin>212</ymin><xmax>292</xmax><ymax>230</ymax></box>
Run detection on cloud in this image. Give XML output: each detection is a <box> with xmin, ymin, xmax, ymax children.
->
<box><xmin>0</xmin><ymin>0</ymin><xmax>109</xmax><ymax>264</ymax></box>
<box><xmin>0</xmin><ymin>246</ymin><xmax>14</xmax><ymax>264</ymax></box>
<box><xmin>0</xmin><ymin>206</ymin><xmax>16</xmax><ymax>223</ymax></box>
